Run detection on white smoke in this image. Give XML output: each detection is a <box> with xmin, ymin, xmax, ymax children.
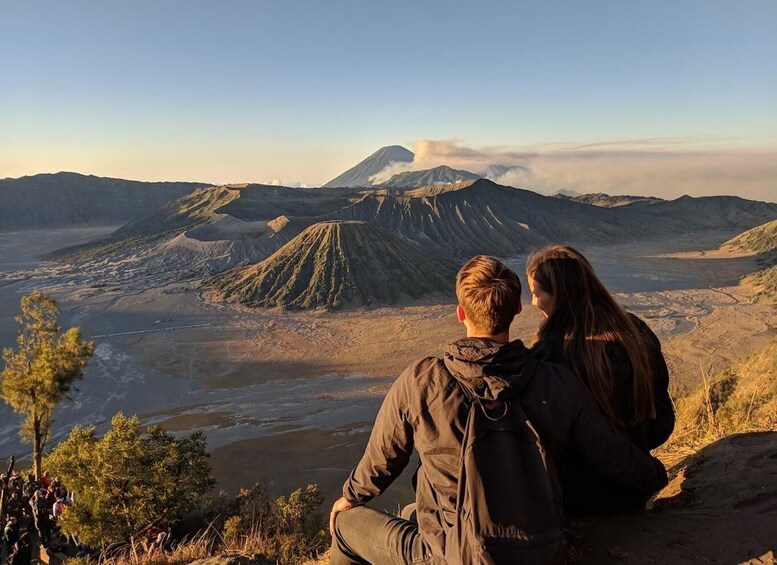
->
<box><xmin>268</xmin><ymin>178</ymin><xmax>311</xmax><ymax>188</ymax></box>
<box><xmin>397</xmin><ymin>139</ymin><xmax>777</xmax><ymax>201</ymax></box>
<box><xmin>489</xmin><ymin>167</ymin><xmax>534</xmax><ymax>189</ymax></box>
<box><xmin>367</xmin><ymin>161</ymin><xmax>415</xmax><ymax>185</ymax></box>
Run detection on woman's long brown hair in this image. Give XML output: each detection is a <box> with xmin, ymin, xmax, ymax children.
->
<box><xmin>527</xmin><ymin>245</ymin><xmax>655</xmax><ymax>427</ymax></box>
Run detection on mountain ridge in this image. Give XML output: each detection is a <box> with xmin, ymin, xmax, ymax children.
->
<box><xmin>0</xmin><ymin>171</ymin><xmax>211</xmax><ymax>230</ymax></box>
<box><xmin>46</xmin><ymin>179</ymin><xmax>777</xmax><ymax>285</ymax></box>
<box><xmin>556</xmin><ymin>192</ymin><xmax>666</xmax><ymax>208</ymax></box>
<box><xmin>376</xmin><ymin>165</ymin><xmax>480</xmax><ymax>188</ymax></box>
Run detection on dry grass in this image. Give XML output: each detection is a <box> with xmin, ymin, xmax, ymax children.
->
<box><xmin>64</xmin><ymin>528</ymin><xmax>217</xmax><ymax>565</ymax></box>
<box><xmin>657</xmin><ymin>338</ymin><xmax>777</xmax><ymax>465</ymax></box>
<box><xmin>746</xmin><ymin>262</ymin><xmax>777</xmax><ymax>302</ymax></box>
<box><xmin>65</xmin><ymin>524</ymin><xmax>330</xmax><ymax>565</ymax></box>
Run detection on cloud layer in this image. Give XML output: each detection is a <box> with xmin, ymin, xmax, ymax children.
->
<box><xmin>381</xmin><ymin>139</ymin><xmax>777</xmax><ymax>202</ymax></box>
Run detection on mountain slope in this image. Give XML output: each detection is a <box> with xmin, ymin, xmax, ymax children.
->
<box><xmin>377</xmin><ymin>165</ymin><xmax>480</xmax><ymax>188</ymax></box>
<box><xmin>723</xmin><ymin>218</ymin><xmax>777</xmax><ymax>254</ymax></box>
<box><xmin>328</xmin><ymin>179</ymin><xmax>638</xmax><ymax>257</ymax></box>
<box><xmin>722</xmin><ymin>219</ymin><xmax>777</xmax><ymax>302</ymax></box>
<box><xmin>49</xmin><ymin>186</ymin><xmax>243</xmax><ymax>261</ymax></box>
<box><xmin>556</xmin><ymin>192</ymin><xmax>665</xmax><ymax>208</ymax></box>
<box><xmin>204</xmin><ymin>221</ymin><xmax>457</xmax><ymax>310</ymax></box>
<box><xmin>322</xmin><ymin>146</ymin><xmax>414</xmax><ymax>187</ymax></box>
<box><xmin>50</xmin><ymin>184</ymin><xmax>359</xmax><ymax>261</ymax></box>
<box><xmin>0</xmin><ymin>172</ymin><xmax>209</xmax><ymax>230</ymax></box>
<box><xmin>631</xmin><ymin>195</ymin><xmax>777</xmax><ymax>232</ymax></box>
<box><xmin>47</xmin><ymin>180</ymin><xmax>777</xmax><ymax>289</ymax></box>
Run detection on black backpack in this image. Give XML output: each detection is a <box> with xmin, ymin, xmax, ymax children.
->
<box><xmin>35</xmin><ymin>496</ymin><xmax>48</xmax><ymax>516</ymax></box>
<box><xmin>444</xmin><ymin>383</ymin><xmax>567</xmax><ymax>565</ymax></box>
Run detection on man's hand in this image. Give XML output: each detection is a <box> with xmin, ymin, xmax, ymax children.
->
<box><xmin>329</xmin><ymin>496</ymin><xmax>354</xmax><ymax>536</ymax></box>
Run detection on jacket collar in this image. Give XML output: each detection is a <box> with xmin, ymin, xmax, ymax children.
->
<box><xmin>443</xmin><ymin>337</ymin><xmax>536</xmax><ymax>401</ymax></box>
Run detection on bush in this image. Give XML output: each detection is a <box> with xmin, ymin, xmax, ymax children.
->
<box><xmin>222</xmin><ymin>483</ymin><xmax>328</xmax><ymax>565</ymax></box>
<box><xmin>45</xmin><ymin>413</ymin><xmax>215</xmax><ymax>547</ymax></box>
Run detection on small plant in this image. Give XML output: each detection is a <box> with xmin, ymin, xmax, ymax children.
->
<box><xmin>220</xmin><ymin>483</ymin><xmax>328</xmax><ymax>565</ymax></box>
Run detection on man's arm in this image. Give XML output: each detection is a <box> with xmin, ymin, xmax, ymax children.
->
<box><xmin>568</xmin><ymin>375</ymin><xmax>668</xmax><ymax>496</ymax></box>
<box><xmin>342</xmin><ymin>366</ymin><xmax>416</xmax><ymax>505</ymax></box>
<box><xmin>330</xmin><ymin>365</ymin><xmax>418</xmax><ymax>533</ymax></box>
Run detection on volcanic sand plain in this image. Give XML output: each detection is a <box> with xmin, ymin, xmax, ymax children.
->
<box><xmin>0</xmin><ymin>228</ymin><xmax>775</xmax><ymax>511</ymax></box>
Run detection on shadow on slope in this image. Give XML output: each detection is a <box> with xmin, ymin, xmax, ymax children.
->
<box><xmin>571</xmin><ymin>431</ymin><xmax>777</xmax><ymax>564</ymax></box>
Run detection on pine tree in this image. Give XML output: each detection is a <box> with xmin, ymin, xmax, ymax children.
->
<box><xmin>0</xmin><ymin>291</ymin><xmax>94</xmax><ymax>478</ymax></box>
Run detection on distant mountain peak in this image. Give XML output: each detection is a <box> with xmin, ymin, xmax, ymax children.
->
<box><xmin>377</xmin><ymin>165</ymin><xmax>480</xmax><ymax>188</ymax></box>
<box><xmin>322</xmin><ymin>145</ymin><xmax>414</xmax><ymax>188</ymax></box>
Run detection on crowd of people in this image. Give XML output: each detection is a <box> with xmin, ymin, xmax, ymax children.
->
<box><xmin>0</xmin><ymin>457</ymin><xmax>76</xmax><ymax>565</ymax></box>
<box><xmin>1</xmin><ymin>457</ymin><xmax>173</xmax><ymax>564</ymax></box>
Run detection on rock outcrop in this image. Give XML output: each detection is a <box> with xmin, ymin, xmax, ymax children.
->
<box><xmin>572</xmin><ymin>432</ymin><xmax>777</xmax><ymax>564</ymax></box>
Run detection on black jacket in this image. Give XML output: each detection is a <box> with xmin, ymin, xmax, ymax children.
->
<box><xmin>343</xmin><ymin>338</ymin><xmax>668</xmax><ymax>562</ymax></box>
<box><xmin>530</xmin><ymin>313</ymin><xmax>675</xmax><ymax>515</ymax></box>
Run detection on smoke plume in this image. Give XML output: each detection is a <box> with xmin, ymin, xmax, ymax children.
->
<box><xmin>391</xmin><ymin>139</ymin><xmax>777</xmax><ymax>201</ymax></box>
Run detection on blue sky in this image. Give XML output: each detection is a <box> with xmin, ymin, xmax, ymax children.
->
<box><xmin>1</xmin><ymin>1</ymin><xmax>776</xmax><ymax>198</ymax></box>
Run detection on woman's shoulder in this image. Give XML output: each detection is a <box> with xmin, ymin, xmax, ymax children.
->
<box><xmin>626</xmin><ymin>312</ymin><xmax>663</xmax><ymax>349</ymax></box>
<box><xmin>626</xmin><ymin>311</ymin><xmax>649</xmax><ymax>330</ymax></box>
<box><xmin>529</xmin><ymin>331</ymin><xmax>566</xmax><ymax>362</ymax></box>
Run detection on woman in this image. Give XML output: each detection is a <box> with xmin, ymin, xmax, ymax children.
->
<box><xmin>526</xmin><ymin>245</ymin><xmax>674</xmax><ymax>516</ymax></box>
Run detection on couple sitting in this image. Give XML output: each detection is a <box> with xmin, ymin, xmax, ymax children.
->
<box><xmin>329</xmin><ymin>246</ymin><xmax>674</xmax><ymax>565</ymax></box>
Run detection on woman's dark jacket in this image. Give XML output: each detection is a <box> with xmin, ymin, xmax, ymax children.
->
<box><xmin>530</xmin><ymin>313</ymin><xmax>675</xmax><ymax>516</ymax></box>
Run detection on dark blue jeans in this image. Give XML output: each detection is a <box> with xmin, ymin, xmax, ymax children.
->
<box><xmin>330</xmin><ymin>505</ymin><xmax>433</xmax><ymax>565</ymax></box>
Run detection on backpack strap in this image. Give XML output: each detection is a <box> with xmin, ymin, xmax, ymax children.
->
<box><xmin>448</xmin><ymin>366</ymin><xmax>564</xmax><ymax>510</ymax></box>
<box><xmin>448</xmin><ymin>374</ymin><xmax>517</xmax><ymax>422</ymax></box>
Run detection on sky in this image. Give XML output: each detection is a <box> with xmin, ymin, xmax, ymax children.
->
<box><xmin>1</xmin><ymin>0</ymin><xmax>776</xmax><ymax>199</ymax></box>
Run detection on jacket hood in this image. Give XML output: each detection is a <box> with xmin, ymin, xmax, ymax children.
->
<box><xmin>443</xmin><ymin>338</ymin><xmax>536</xmax><ymax>401</ymax></box>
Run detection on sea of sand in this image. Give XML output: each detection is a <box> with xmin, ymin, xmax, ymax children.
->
<box><xmin>0</xmin><ymin>228</ymin><xmax>774</xmax><ymax>511</ymax></box>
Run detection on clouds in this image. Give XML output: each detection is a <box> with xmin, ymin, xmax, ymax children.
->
<box><xmin>396</xmin><ymin>139</ymin><xmax>777</xmax><ymax>201</ymax></box>
<box><xmin>268</xmin><ymin>178</ymin><xmax>312</xmax><ymax>188</ymax></box>
<box><xmin>367</xmin><ymin>161</ymin><xmax>414</xmax><ymax>185</ymax></box>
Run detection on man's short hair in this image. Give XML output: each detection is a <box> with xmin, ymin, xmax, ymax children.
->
<box><xmin>455</xmin><ymin>255</ymin><xmax>522</xmax><ymax>334</ymax></box>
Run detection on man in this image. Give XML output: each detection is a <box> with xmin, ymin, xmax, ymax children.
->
<box><xmin>330</xmin><ymin>256</ymin><xmax>668</xmax><ymax>564</ymax></box>
<box><xmin>30</xmin><ymin>488</ymin><xmax>51</xmax><ymax>546</ymax></box>
<box><xmin>3</xmin><ymin>516</ymin><xmax>19</xmax><ymax>556</ymax></box>
<box><xmin>8</xmin><ymin>532</ymin><xmax>31</xmax><ymax>565</ymax></box>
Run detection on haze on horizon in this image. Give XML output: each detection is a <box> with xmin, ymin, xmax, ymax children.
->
<box><xmin>2</xmin><ymin>1</ymin><xmax>776</xmax><ymax>200</ymax></box>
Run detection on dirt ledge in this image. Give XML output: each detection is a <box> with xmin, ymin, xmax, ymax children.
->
<box><xmin>570</xmin><ymin>432</ymin><xmax>777</xmax><ymax>564</ymax></box>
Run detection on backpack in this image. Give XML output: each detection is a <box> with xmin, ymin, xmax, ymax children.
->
<box><xmin>444</xmin><ymin>384</ymin><xmax>567</xmax><ymax>565</ymax></box>
<box><xmin>35</xmin><ymin>495</ymin><xmax>48</xmax><ymax>516</ymax></box>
